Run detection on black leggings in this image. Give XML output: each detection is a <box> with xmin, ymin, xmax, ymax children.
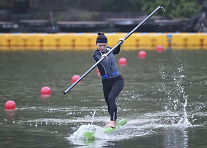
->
<box><xmin>102</xmin><ymin>75</ymin><xmax>124</xmax><ymax>121</ymax></box>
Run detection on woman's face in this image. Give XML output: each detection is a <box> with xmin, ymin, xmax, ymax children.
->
<box><xmin>97</xmin><ymin>43</ymin><xmax>107</xmax><ymax>52</ymax></box>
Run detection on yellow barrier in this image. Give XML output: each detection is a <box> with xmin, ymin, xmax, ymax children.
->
<box><xmin>58</xmin><ymin>33</ymin><xmax>75</xmax><ymax>50</ymax></box>
<box><xmin>133</xmin><ymin>33</ymin><xmax>153</xmax><ymax>50</ymax></box>
<box><xmin>150</xmin><ymin>33</ymin><xmax>168</xmax><ymax>49</ymax></box>
<box><xmin>0</xmin><ymin>33</ymin><xmax>206</xmax><ymax>50</ymax></box>
<box><xmin>71</xmin><ymin>33</ymin><xmax>97</xmax><ymax>50</ymax></box>
<box><xmin>171</xmin><ymin>33</ymin><xmax>203</xmax><ymax>50</ymax></box>
<box><xmin>199</xmin><ymin>33</ymin><xmax>207</xmax><ymax>49</ymax></box>
<box><xmin>123</xmin><ymin>33</ymin><xmax>138</xmax><ymax>50</ymax></box>
<box><xmin>24</xmin><ymin>33</ymin><xmax>45</xmax><ymax>50</ymax></box>
<box><xmin>106</xmin><ymin>33</ymin><xmax>127</xmax><ymax>47</ymax></box>
<box><xmin>0</xmin><ymin>33</ymin><xmax>28</xmax><ymax>50</ymax></box>
<box><xmin>171</xmin><ymin>33</ymin><xmax>185</xmax><ymax>49</ymax></box>
<box><xmin>182</xmin><ymin>33</ymin><xmax>202</xmax><ymax>50</ymax></box>
<box><xmin>0</xmin><ymin>33</ymin><xmax>9</xmax><ymax>50</ymax></box>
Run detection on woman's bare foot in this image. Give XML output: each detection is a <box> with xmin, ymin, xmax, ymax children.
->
<box><xmin>105</xmin><ymin>121</ymin><xmax>117</xmax><ymax>128</ymax></box>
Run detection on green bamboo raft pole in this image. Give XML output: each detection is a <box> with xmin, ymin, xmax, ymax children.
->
<box><xmin>83</xmin><ymin>119</ymin><xmax>127</xmax><ymax>140</ymax></box>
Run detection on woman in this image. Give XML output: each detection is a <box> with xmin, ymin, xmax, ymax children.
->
<box><xmin>93</xmin><ymin>32</ymin><xmax>125</xmax><ymax>128</ymax></box>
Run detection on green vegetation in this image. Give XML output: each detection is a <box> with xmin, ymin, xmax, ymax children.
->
<box><xmin>102</xmin><ymin>0</ymin><xmax>206</xmax><ymax>18</ymax></box>
<box><xmin>140</xmin><ymin>0</ymin><xmax>203</xmax><ymax>18</ymax></box>
<box><xmin>1</xmin><ymin>0</ymin><xmax>207</xmax><ymax>20</ymax></box>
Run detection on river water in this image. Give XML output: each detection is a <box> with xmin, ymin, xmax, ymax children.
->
<box><xmin>0</xmin><ymin>49</ymin><xmax>207</xmax><ymax>148</ymax></box>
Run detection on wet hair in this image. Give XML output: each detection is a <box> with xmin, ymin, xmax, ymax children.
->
<box><xmin>96</xmin><ymin>32</ymin><xmax>107</xmax><ymax>44</ymax></box>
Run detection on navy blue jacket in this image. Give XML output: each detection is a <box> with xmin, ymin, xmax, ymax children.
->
<box><xmin>93</xmin><ymin>46</ymin><xmax>121</xmax><ymax>79</ymax></box>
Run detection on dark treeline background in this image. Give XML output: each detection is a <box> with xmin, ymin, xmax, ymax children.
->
<box><xmin>0</xmin><ymin>0</ymin><xmax>207</xmax><ymax>21</ymax></box>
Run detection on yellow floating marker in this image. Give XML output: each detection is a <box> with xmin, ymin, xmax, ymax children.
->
<box><xmin>171</xmin><ymin>33</ymin><xmax>186</xmax><ymax>50</ymax></box>
<box><xmin>150</xmin><ymin>33</ymin><xmax>168</xmax><ymax>50</ymax></box>
<box><xmin>200</xmin><ymin>33</ymin><xmax>207</xmax><ymax>49</ymax></box>
<box><xmin>182</xmin><ymin>33</ymin><xmax>201</xmax><ymax>50</ymax></box>
<box><xmin>0</xmin><ymin>33</ymin><xmax>9</xmax><ymax>50</ymax></box>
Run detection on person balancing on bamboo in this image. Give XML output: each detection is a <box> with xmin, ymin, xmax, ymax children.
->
<box><xmin>63</xmin><ymin>6</ymin><xmax>162</xmax><ymax>128</ymax></box>
<box><xmin>93</xmin><ymin>32</ymin><xmax>125</xmax><ymax>128</ymax></box>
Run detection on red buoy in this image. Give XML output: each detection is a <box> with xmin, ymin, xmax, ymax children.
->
<box><xmin>138</xmin><ymin>51</ymin><xmax>146</xmax><ymax>59</ymax></box>
<box><xmin>5</xmin><ymin>100</ymin><xmax>16</xmax><ymax>109</ymax></box>
<box><xmin>156</xmin><ymin>45</ymin><xmax>164</xmax><ymax>52</ymax></box>
<box><xmin>118</xmin><ymin>57</ymin><xmax>127</xmax><ymax>66</ymax></box>
<box><xmin>96</xmin><ymin>68</ymin><xmax>100</xmax><ymax>75</ymax></box>
<box><xmin>72</xmin><ymin>75</ymin><xmax>81</xmax><ymax>84</ymax></box>
<box><xmin>41</xmin><ymin>86</ymin><xmax>51</xmax><ymax>96</ymax></box>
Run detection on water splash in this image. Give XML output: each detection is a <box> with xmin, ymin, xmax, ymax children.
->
<box><xmin>91</xmin><ymin>111</ymin><xmax>96</xmax><ymax>125</ymax></box>
<box><xmin>160</xmin><ymin>6</ymin><xmax>166</xmax><ymax>14</ymax></box>
<box><xmin>69</xmin><ymin>124</ymin><xmax>107</xmax><ymax>140</ymax></box>
<box><xmin>67</xmin><ymin>124</ymin><xmax>109</xmax><ymax>147</ymax></box>
<box><xmin>173</xmin><ymin>69</ymin><xmax>192</xmax><ymax>127</ymax></box>
<box><xmin>158</xmin><ymin>51</ymin><xmax>192</xmax><ymax>127</ymax></box>
<box><xmin>177</xmin><ymin>94</ymin><xmax>192</xmax><ymax>127</ymax></box>
<box><xmin>156</xmin><ymin>6</ymin><xmax>175</xmax><ymax>33</ymax></box>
